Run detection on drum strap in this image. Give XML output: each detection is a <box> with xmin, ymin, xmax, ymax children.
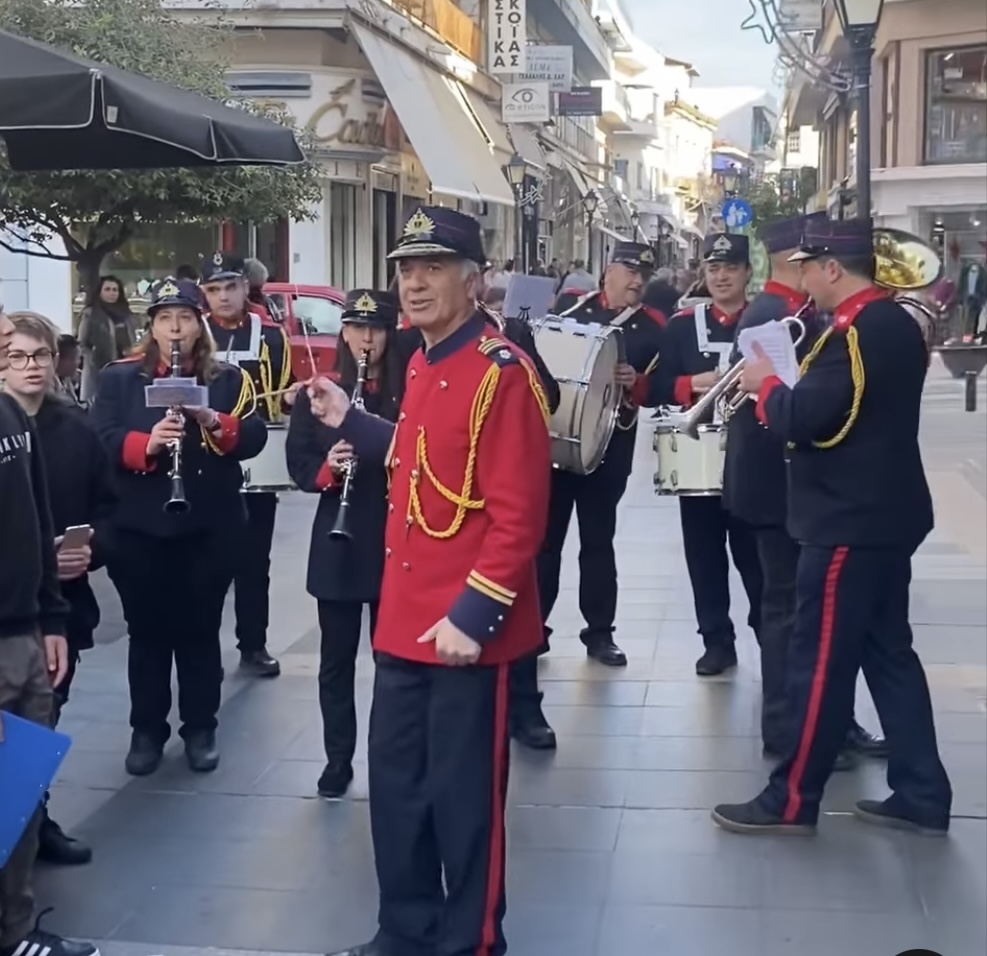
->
<box><xmin>692</xmin><ymin>304</ymin><xmax>732</xmax><ymax>372</ymax></box>
<box><xmin>608</xmin><ymin>305</ymin><xmax>639</xmax><ymax>329</ymax></box>
<box><xmin>221</xmin><ymin>314</ymin><xmax>262</xmax><ymax>366</ymax></box>
<box><xmin>560</xmin><ymin>291</ymin><xmax>600</xmax><ymax>316</ymax></box>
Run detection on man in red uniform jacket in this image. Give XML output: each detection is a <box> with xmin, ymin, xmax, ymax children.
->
<box><xmin>309</xmin><ymin>205</ymin><xmax>551</xmax><ymax>956</ymax></box>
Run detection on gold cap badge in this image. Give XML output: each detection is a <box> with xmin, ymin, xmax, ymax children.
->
<box><xmin>403</xmin><ymin>209</ymin><xmax>435</xmax><ymax>239</ymax></box>
<box><xmin>353</xmin><ymin>292</ymin><xmax>377</xmax><ymax>313</ymax></box>
<box><xmin>713</xmin><ymin>235</ymin><xmax>732</xmax><ymax>252</ymax></box>
<box><xmin>640</xmin><ymin>249</ymin><xmax>654</xmax><ymax>264</ymax></box>
<box><xmin>212</xmin><ymin>250</ymin><xmax>224</xmax><ymax>266</ymax></box>
<box><xmin>158</xmin><ymin>280</ymin><xmax>179</xmax><ymax>299</ymax></box>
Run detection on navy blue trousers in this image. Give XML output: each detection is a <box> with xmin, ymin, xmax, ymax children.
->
<box><xmin>368</xmin><ymin>655</ymin><xmax>510</xmax><ymax>956</ymax></box>
<box><xmin>759</xmin><ymin>545</ymin><xmax>952</xmax><ymax>827</ymax></box>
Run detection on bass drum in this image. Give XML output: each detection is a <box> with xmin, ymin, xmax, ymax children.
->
<box><xmin>653</xmin><ymin>420</ymin><xmax>726</xmax><ymax>496</ymax></box>
<box><xmin>533</xmin><ymin>317</ymin><xmax>623</xmax><ymax>474</ymax></box>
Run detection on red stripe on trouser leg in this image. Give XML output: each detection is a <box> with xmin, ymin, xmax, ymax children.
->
<box><xmin>783</xmin><ymin>546</ymin><xmax>849</xmax><ymax>824</ymax></box>
<box><xmin>476</xmin><ymin>663</ymin><xmax>509</xmax><ymax>956</ymax></box>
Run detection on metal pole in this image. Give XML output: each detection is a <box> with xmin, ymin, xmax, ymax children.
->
<box><xmin>965</xmin><ymin>370</ymin><xmax>978</xmax><ymax>413</ymax></box>
<box><xmin>586</xmin><ymin>213</ymin><xmax>593</xmax><ymax>274</ymax></box>
<box><xmin>514</xmin><ymin>191</ymin><xmax>523</xmax><ymax>270</ymax></box>
<box><xmin>851</xmin><ymin>37</ymin><xmax>874</xmax><ymax>221</ymax></box>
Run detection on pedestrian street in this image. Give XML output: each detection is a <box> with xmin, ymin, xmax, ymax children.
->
<box><xmin>36</xmin><ymin>359</ymin><xmax>987</xmax><ymax>956</ymax></box>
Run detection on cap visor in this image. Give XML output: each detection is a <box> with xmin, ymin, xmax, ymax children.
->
<box><xmin>202</xmin><ymin>271</ymin><xmax>243</xmax><ymax>282</ymax></box>
<box><xmin>386</xmin><ymin>244</ymin><xmax>461</xmax><ymax>261</ymax></box>
<box><xmin>787</xmin><ymin>249</ymin><xmax>817</xmax><ymax>262</ymax></box>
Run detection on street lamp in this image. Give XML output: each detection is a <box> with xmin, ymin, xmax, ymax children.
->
<box><xmin>832</xmin><ymin>0</ymin><xmax>886</xmax><ymax>222</ymax></box>
<box><xmin>503</xmin><ymin>152</ymin><xmax>527</xmax><ymax>269</ymax></box>
<box><xmin>582</xmin><ymin>189</ymin><xmax>599</xmax><ymax>271</ymax></box>
<box><xmin>630</xmin><ymin>207</ymin><xmax>641</xmax><ymax>240</ymax></box>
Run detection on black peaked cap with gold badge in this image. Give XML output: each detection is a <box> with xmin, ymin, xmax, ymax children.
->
<box><xmin>703</xmin><ymin>232</ymin><xmax>750</xmax><ymax>264</ymax></box>
<box><xmin>201</xmin><ymin>250</ymin><xmax>246</xmax><ymax>284</ymax></box>
<box><xmin>148</xmin><ymin>277</ymin><xmax>203</xmax><ymax>316</ymax></box>
<box><xmin>788</xmin><ymin>216</ymin><xmax>874</xmax><ymax>262</ymax></box>
<box><xmin>341</xmin><ymin>289</ymin><xmax>400</xmax><ymax>328</ymax></box>
<box><xmin>610</xmin><ymin>241</ymin><xmax>656</xmax><ymax>274</ymax></box>
<box><xmin>387</xmin><ymin>206</ymin><xmax>487</xmax><ymax>265</ymax></box>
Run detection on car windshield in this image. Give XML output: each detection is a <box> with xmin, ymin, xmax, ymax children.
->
<box><xmin>268</xmin><ymin>293</ymin><xmax>343</xmax><ymax>336</ymax></box>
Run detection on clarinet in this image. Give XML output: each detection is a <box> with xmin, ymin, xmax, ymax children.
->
<box><xmin>329</xmin><ymin>349</ymin><xmax>370</xmax><ymax>539</ymax></box>
<box><xmin>163</xmin><ymin>339</ymin><xmax>191</xmax><ymax>514</ymax></box>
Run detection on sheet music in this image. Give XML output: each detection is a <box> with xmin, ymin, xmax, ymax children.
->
<box><xmin>502</xmin><ymin>274</ymin><xmax>557</xmax><ymax>322</ymax></box>
<box><xmin>737</xmin><ymin>320</ymin><xmax>800</xmax><ymax>388</ymax></box>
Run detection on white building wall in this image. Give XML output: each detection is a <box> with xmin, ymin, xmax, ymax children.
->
<box><xmin>0</xmin><ymin>233</ymin><xmax>73</xmax><ymax>331</ymax></box>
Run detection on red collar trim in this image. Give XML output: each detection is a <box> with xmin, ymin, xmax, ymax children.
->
<box><xmin>763</xmin><ymin>281</ymin><xmax>809</xmax><ymax>315</ymax></box>
<box><xmin>208</xmin><ymin>312</ymin><xmax>248</xmax><ymax>332</ymax></box>
<box><xmin>710</xmin><ymin>303</ymin><xmax>746</xmax><ymax>326</ymax></box>
<box><xmin>833</xmin><ymin>286</ymin><xmax>888</xmax><ymax>330</ymax></box>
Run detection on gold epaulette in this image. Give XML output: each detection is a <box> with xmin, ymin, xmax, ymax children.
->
<box><xmin>478</xmin><ymin>336</ymin><xmax>550</xmax><ymax>424</ymax></box>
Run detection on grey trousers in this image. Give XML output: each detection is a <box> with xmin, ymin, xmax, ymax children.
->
<box><xmin>0</xmin><ymin>633</ymin><xmax>55</xmax><ymax>949</ymax></box>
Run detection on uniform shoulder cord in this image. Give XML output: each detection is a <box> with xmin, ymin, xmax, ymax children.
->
<box><xmin>202</xmin><ymin>368</ymin><xmax>255</xmax><ymax>455</ymax></box>
<box><xmin>796</xmin><ymin>325</ymin><xmax>865</xmax><ymax>449</ymax></box>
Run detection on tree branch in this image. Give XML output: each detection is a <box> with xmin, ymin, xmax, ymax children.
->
<box><xmin>0</xmin><ymin>235</ymin><xmax>75</xmax><ymax>261</ymax></box>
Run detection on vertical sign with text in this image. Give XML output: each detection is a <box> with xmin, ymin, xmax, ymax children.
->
<box><xmin>488</xmin><ymin>0</ymin><xmax>527</xmax><ymax>75</ymax></box>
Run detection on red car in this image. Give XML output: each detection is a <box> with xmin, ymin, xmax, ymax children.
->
<box><xmin>264</xmin><ymin>282</ymin><xmax>345</xmax><ymax>381</ymax></box>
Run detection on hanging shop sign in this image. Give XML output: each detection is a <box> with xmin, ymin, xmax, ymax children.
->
<box><xmin>488</xmin><ymin>0</ymin><xmax>528</xmax><ymax>74</ymax></box>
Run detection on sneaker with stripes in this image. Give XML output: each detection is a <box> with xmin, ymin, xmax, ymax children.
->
<box><xmin>0</xmin><ymin>909</ymin><xmax>98</xmax><ymax>956</ymax></box>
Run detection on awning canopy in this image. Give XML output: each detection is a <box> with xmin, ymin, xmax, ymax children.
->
<box><xmin>353</xmin><ymin>24</ymin><xmax>513</xmax><ymax>206</ymax></box>
<box><xmin>461</xmin><ymin>87</ymin><xmax>513</xmax><ymax>162</ymax></box>
<box><xmin>505</xmin><ymin>123</ymin><xmax>546</xmax><ymax>172</ymax></box>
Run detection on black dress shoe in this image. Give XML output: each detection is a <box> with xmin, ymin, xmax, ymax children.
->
<box><xmin>326</xmin><ymin>942</ymin><xmax>383</xmax><ymax>956</ymax></box>
<box><xmin>853</xmin><ymin>798</ymin><xmax>948</xmax><ymax>836</ymax></box>
<box><xmin>511</xmin><ymin>713</ymin><xmax>557</xmax><ymax>751</ymax></box>
<box><xmin>695</xmin><ymin>644</ymin><xmax>737</xmax><ymax>677</ymax></box>
<box><xmin>711</xmin><ymin>799</ymin><xmax>816</xmax><ymax>836</ymax></box>
<box><xmin>37</xmin><ymin>813</ymin><xmax>92</xmax><ymax>866</ymax></box>
<box><xmin>584</xmin><ymin>637</ymin><xmax>627</xmax><ymax>667</ymax></box>
<box><xmin>844</xmin><ymin>722</ymin><xmax>889</xmax><ymax>758</ymax></box>
<box><xmin>317</xmin><ymin>763</ymin><xmax>354</xmax><ymax>798</ymax></box>
<box><xmin>184</xmin><ymin>730</ymin><xmax>220</xmax><ymax>773</ymax></box>
<box><xmin>240</xmin><ymin>648</ymin><xmax>281</xmax><ymax>677</ymax></box>
<box><xmin>125</xmin><ymin>733</ymin><xmax>164</xmax><ymax>776</ymax></box>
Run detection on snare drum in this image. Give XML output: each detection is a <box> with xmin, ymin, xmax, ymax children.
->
<box><xmin>652</xmin><ymin>420</ymin><xmax>725</xmax><ymax>496</ymax></box>
<box><xmin>242</xmin><ymin>424</ymin><xmax>296</xmax><ymax>493</ymax></box>
<box><xmin>533</xmin><ymin>317</ymin><xmax>623</xmax><ymax>474</ymax></box>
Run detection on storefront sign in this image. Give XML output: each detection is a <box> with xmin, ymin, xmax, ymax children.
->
<box><xmin>305</xmin><ymin>75</ymin><xmax>402</xmax><ymax>153</ymax></box>
<box><xmin>501</xmin><ymin>82</ymin><xmax>551</xmax><ymax>124</ymax></box>
<box><xmin>488</xmin><ymin>0</ymin><xmax>527</xmax><ymax>74</ymax></box>
<box><xmin>557</xmin><ymin>87</ymin><xmax>603</xmax><ymax>118</ymax></box>
<box><xmin>514</xmin><ymin>44</ymin><xmax>572</xmax><ymax>93</ymax></box>
<box><xmin>777</xmin><ymin>0</ymin><xmax>823</xmax><ymax>32</ymax></box>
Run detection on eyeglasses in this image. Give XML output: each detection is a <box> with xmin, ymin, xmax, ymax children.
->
<box><xmin>6</xmin><ymin>349</ymin><xmax>54</xmax><ymax>370</ymax></box>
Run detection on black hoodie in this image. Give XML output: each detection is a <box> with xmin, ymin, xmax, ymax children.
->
<box><xmin>0</xmin><ymin>393</ymin><xmax>68</xmax><ymax>638</ymax></box>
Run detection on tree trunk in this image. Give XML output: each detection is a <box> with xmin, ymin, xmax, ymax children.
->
<box><xmin>73</xmin><ymin>251</ymin><xmax>106</xmax><ymax>334</ymax></box>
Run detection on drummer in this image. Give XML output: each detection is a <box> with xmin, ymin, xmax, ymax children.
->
<box><xmin>653</xmin><ymin>233</ymin><xmax>763</xmax><ymax>677</ymax></box>
<box><xmin>201</xmin><ymin>252</ymin><xmax>296</xmax><ymax>679</ymax></box>
<box><xmin>532</xmin><ymin>241</ymin><xmax>667</xmax><ymax>691</ymax></box>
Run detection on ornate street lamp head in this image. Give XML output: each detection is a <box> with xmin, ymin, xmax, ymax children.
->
<box><xmin>504</xmin><ymin>152</ymin><xmax>526</xmax><ymax>188</ymax></box>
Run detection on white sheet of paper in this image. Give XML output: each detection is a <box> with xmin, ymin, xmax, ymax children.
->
<box><xmin>737</xmin><ymin>321</ymin><xmax>800</xmax><ymax>388</ymax></box>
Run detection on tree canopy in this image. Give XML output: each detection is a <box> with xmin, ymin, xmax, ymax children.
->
<box><xmin>746</xmin><ymin>168</ymin><xmax>819</xmax><ymax>229</ymax></box>
<box><xmin>0</xmin><ymin>0</ymin><xmax>323</xmax><ymax>281</ymax></box>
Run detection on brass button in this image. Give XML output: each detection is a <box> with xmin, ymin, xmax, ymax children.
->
<box><xmin>392</xmin><ymin>457</ymin><xmax>400</xmax><ymax>467</ymax></box>
<box><xmin>402</xmin><ymin>561</ymin><xmax>411</xmax><ymax>570</ymax></box>
<box><xmin>399</xmin><ymin>411</ymin><xmax>406</xmax><ymax>421</ymax></box>
<box><xmin>388</xmin><ymin>503</ymin><xmax>394</xmax><ymax>512</ymax></box>
<box><xmin>385</xmin><ymin>547</ymin><xmax>392</xmax><ymax>557</ymax></box>
<box><xmin>411</xmin><ymin>469</ymin><xmax>419</xmax><ymax>480</ymax></box>
<box><xmin>439</xmin><ymin>380</ymin><xmax>448</xmax><ymax>389</ymax></box>
<box><xmin>410</xmin><ymin>369</ymin><xmax>417</xmax><ymax>378</ymax></box>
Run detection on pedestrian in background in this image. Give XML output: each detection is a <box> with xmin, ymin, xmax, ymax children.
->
<box><xmin>77</xmin><ymin>274</ymin><xmax>138</xmax><ymax>402</ymax></box>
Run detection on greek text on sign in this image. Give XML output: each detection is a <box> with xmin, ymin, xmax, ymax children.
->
<box><xmin>514</xmin><ymin>44</ymin><xmax>573</xmax><ymax>94</ymax></box>
<box><xmin>501</xmin><ymin>82</ymin><xmax>550</xmax><ymax>123</ymax></box>
<box><xmin>488</xmin><ymin>0</ymin><xmax>528</xmax><ymax>74</ymax></box>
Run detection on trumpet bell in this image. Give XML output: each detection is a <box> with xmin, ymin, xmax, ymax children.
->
<box><xmin>873</xmin><ymin>228</ymin><xmax>944</xmax><ymax>292</ymax></box>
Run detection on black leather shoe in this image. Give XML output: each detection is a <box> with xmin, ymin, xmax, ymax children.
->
<box><xmin>695</xmin><ymin>644</ymin><xmax>738</xmax><ymax>677</ymax></box>
<box><xmin>584</xmin><ymin>637</ymin><xmax>627</xmax><ymax>667</ymax></box>
<box><xmin>511</xmin><ymin>711</ymin><xmax>557</xmax><ymax>751</ymax></box>
<box><xmin>326</xmin><ymin>942</ymin><xmax>383</xmax><ymax>956</ymax></box>
<box><xmin>853</xmin><ymin>798</ymin><xmax>948</xmax><ymax>836</ymax></box>
<box><xmin>317</xmin><ymin>763</ymin><xmax>354</xmax><ymax>798</ymax></box>
<box><xmin>844</xmin><ymin>722</ymin><xmax>888</xmax><ymax>758</ymax></box>
<box><xmin>184</xmin><ymin>730</ymin><xmax>220</xmax><ymax>773</ymax></box>
<box><xmin>240</xmin><ymin>648</ymin><xmax>281</xmax><ymax>677</ymax></box>
<box><xmin>711</xmin><ymin>799</ymin><xmax>816</xmax><ymax>836</ymax></box>
<box><xmin>37</xmin><ymin>813</ymin><xmax>92</xmax><ymax>866</ymax></box>
<box><xmin>125</xmin><ymin>733</ymin><xmax>164</xmax><ymax>776</ymax></box>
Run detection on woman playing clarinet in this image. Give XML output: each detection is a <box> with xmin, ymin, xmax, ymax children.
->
<box><xmin>286</xmin><ymin>289</ymin><xmax>405</xmax><ymax>798</ymax></box>
<box><xmin>90</xmin><ymin>277</ymin><xmax>267</xmax><ymax>778</ymax></box>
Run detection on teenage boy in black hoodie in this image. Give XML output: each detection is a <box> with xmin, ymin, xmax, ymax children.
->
<box><xmin>0</xmin><ymin>306</ymin><xmax>98</xmax><ymax>956</ymax></box>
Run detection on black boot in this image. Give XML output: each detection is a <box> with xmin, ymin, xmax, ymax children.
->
<box><xmin>37</xmin><ymin>808</ymin><xmax>92</xmax><ymax>866</ymax></box>
<box><xmin>124</xmin><ymin>732</ymin><xmax>164</xmax><ymax>776</ymax></box>
<box><xmin>184</xmin><ymin>729</ymin><xmax>220</xmax><ymax>773</ymax></box>
<box><xmin>711</xmin><ymin>798</ymin><xmax>816</xmax><ymax>836</ymax></box>
<box><xmin>240</xmin><ymin>647</ymin><xmax>281</xmax><ymax>677</ymax></box>
<box><xmin>511</xmin><ymin>706</ymin><xmax>557</xmax><ymax>750</ymax></box>
<box><xmin>844</xmin><ymin>721</ymin><xmax>888</xmax><ymax>758</ymax></box>
<box><xmin>695</xmin><ymin>643</ymin><xmax>738</xmax><ymax>677</ymax></box>
<box><xmin>581</xmin><ymin>630</ymin><xmax>627</xmax><ymax>667</ymax></box>
<box><xmin>317</xmin><ymin>763</ymin><xmax>354</xmax><ymax>798</ymax></box>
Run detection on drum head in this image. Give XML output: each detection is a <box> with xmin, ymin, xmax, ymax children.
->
<box><xmin>577</xmin><ymin>328</ymin><xmax>622</xmax><ymax>472</ymax></box>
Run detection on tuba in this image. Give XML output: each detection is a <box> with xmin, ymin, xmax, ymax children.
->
<box><xmin>329</xmin><ymin>349</ymin><xmax>370</xmax><ymax>540</ymax></box>
<box><xmin>163</xmin><ymin>339</ymin><xmax>191</xmax><ymax>514</ymax></box>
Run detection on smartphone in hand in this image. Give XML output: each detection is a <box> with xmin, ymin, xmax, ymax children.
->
<box><xmin>58</xmin><ymin>525</ymin><xmax>92</xmax><ymax>551</ymax></box>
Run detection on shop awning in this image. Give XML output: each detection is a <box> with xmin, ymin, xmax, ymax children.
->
<box><xmin>506</xmin><ymin>123</ymin><xmax>546</xmax><ymax>172</ymax></box>
<box><xmin>560</xmin><ymin>156</ymin><xmax>600</xmax><ymax>206</ymax></box>
<box><xmin>461</xmin><ymin>86</ymin><xmax>513</xmax><ymax>161</ymax></box>
<box><xmin>352</xmin><ymin>24</ymin><xmax>514</xmax><ymax>207</ymax></box>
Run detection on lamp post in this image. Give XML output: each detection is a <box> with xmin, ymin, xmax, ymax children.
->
<box><xmin>503</xmin><ymin>152</ymin><xmax>527</xmax><ymax>269</ymax></box>
<box><xmin>582</xmin><ymin>189</ymin><xmax>599</xmax><ymax>273</ymax></box>
<box><xmin>659</xmin><ymin>219</ymin><xmax>673</xmax><ymax>267</ymax></box>
<box><xmin>833</xmin><ymin>0</ymin><xmax>886</xmax><ymax>222</ymax></box>
<box><xmin>630</xmin><ymin>206</ymin><xmax>641</xmax><ymax>242</ymax></box>
<box><xmin>721</xmin><ymin>168</ymin><xmax>739</xmax><ymax>198</ymax></box>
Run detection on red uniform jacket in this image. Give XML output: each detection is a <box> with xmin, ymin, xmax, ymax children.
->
<box><xmin>339</xmin><ymin>312</ymin><xmax>552</xmax><ymax>665</ymax></box>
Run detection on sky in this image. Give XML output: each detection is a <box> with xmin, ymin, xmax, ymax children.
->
<box><xmin>623</xmin><ymin>0</ymin><xmax>780</xmax><ymax>91</ymax></box>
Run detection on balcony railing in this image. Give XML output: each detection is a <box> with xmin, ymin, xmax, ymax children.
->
<box><xmin>392</xmin><ymin>0</ymin><xmax>481</xmax><ymax>61</ymax></box>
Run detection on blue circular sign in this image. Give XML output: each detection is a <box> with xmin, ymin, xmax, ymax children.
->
<box><xmin>722</xmin><ymin>197</ymin><xmax>753</xmax><ymax>230</ymax></box>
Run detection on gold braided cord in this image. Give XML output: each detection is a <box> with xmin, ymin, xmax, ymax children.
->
<box><xmin>277</xmin><ymin>326</ymin><xmax>292</xmax><ymax>391</ymax></box>
<box><xmin>407</xmin><ymin>363</ymin><xmax>500</xmax><ymax>539</ymax></box>
<box><xmin>202</xmin><ymin>368</ymin><xmax>255</xmax><ymax>455</ymax></box>
<box><xmin>643</xmin><ymin>350</ymin><xmax>661</xmax><ymax>376</ymax></box>
<box><xmin>798</xmin><ymin>325</ymin><xmax>866</xmax><ymax>449</ymax></box>
<box><xmin>519</xmin><ymin>357</ymin><xmax>551</xmax><ymax>424</ymax></box>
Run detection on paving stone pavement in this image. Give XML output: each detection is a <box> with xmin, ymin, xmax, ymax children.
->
<box><xmin>36</xmin><ymin>360</ymin><xmax>987</xmax><ymax>956</ymax></box>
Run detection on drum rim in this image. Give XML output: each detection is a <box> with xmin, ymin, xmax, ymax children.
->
<box><xmin>576</xmin><ymin>329</ymin><xmax>623</xmax><ymax>473</ymax></box>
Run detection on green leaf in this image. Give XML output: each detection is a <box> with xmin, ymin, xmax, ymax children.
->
<box><xmin>0</xmin><ymin>0</ymin><xmax>323</xmax><ymax>271</ymax></box>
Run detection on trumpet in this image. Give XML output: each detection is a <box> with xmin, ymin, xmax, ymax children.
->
<box><xmin>164</xmin><ymin>339</ymin><xmax>191</xmax><ymax>514</ymax></box>
<box><xmin>682</xmin><ymin>314</ymin><xmax>809</xmax><ymax>440</ymax></box>
<box><xmin>329</xmin><ymin>349</ymin><xmax>370</xmax><ymax>540</ymax></box>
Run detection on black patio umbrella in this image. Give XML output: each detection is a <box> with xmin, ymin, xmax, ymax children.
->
<box><xmin>0</xmin><ymin>29</ymin><xmax>305</xmax><ymax>171</ymax></box>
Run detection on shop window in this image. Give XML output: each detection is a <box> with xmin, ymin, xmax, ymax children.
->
<box><xmin>786</xmin><ymin>129</ymin><xmax>801</xmax><ymax>155</ymax></box>
<box><xmin>924</xmin><ymin>46</ymin><xmax>987</xmax><ymax>165</ymax></box>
